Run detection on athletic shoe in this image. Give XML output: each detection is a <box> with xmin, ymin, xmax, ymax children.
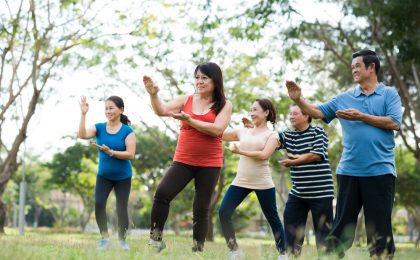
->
<box><xmin>149</xmin><ymin>239</ymin><xmax>166</xmax><ymax>252</ymax></box>
<box><xmin>119</xmin><ymin>240</ymin><xmax>130</xmax><ymax>251</ymax></box>
<box><xmin>277</xmin><ymin>253</ymin><xmax>289</xmax><ymax>260</ymax></box>
<box><xmin>192</xmin><ymin>240</ymin><xmax>204</xmax><ymax>252</ymax></box>
<box><xmin>228</xmin><ymin>250</ymin><xmax>241</xmax><ymax>260</ymax></box>
<box><xmin>97</xmin><ymin>238</ymin><xmax>111</xmax><ymax>250</ymax></box>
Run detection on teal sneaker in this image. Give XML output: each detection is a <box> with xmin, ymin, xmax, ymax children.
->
<box><xmin>97</xmin><ymin>239</ymin><xmax>111</xmax><ymax>250</ymax></box>
<box><xmin>149</xmin><ymin>239</ymin><xmax>166</xmax><ymax>252</ymax></box>
<box><xmin>119</xmin><ymin>240</ymin><xmax>130</xmax><ymax>251</ymax></box>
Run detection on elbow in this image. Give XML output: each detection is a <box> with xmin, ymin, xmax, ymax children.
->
<box><xmin>312</xmin><ymin>112</ymin><xmax>324</xmax><ymax>120</ymax></box>
<box><xmin>258</xmin><ymin>154</ymin><xmax>270</xmax><ymax>160</ymax></box>
<box><xmin>392</xmin><ymin>122</ymin><xmax>400</xmax><ymax>131</ymax></box>
<box><xmin>154</xmin><ymin>110</ymin><xmax>165</xmax><ymax>117</ymax></box>
<box><xmin>210</xmin><ymin>128</ymin><xmax>224</xmax><ymax>137</ymax></box>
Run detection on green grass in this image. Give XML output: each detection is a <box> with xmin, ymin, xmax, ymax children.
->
<box><xmin>0</xmin><ymin>229</ymin><xmax>419</xmax><ymax>259</ymax></box>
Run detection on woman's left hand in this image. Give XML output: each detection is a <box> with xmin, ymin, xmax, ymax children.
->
<box><xmin>101</xmin><ymin>144</ymin><xmax>113</xmax><ymax>155</ymax></box>
<box><xmin>171</xmin><ymin>111</ymin><xmax>191</xmax><ymax>121</ymax></box>
<box><xmin>228</xmin><ymin>143</ymin><xmax>240</xmax><ymax>154</ymax></box>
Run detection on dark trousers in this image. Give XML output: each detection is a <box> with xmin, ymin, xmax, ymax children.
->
<box><xmin>283</xmin><ymin>194</ymin><xmax>333</xmax><ymax>255</ymax></box>
<box><xmin>150</xmin><ymin>161</ymin><xmax>221</xmax><ymax>243</ymax></box>
<box><xmin>218</xmin><ymin>185</ymin><xmax>286</xmax><ymax>253</ymax></box>
<box><xmin>327</xmin><ymin>174</ymin><xmax>395</xmax><ymax>257</ymax></box>
<box><xmin>94</xmin><ymin>175</ymin><xmax>131</xmax><ymax>240</ymax></box>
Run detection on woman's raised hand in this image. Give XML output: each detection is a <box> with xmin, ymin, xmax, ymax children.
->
<box><xmin>143</xmin><ymin>75</ymin><xmax>159</xmax><ymax>95</ymax></box>
<box><xmin>79</xmin><ymin>95</ymin><xmax>89</xmax><ymax>115</ymax></box>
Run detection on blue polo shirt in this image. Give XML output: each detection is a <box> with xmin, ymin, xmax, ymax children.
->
<box><xmin>95</xmin><ymin>122</ymin><xmax>134</xmax><ymax>180</ymax></box>
<box><xmin>318</xmin><ymin>83</ymin><xmax>402</xmax><ymax>177</ymax></box>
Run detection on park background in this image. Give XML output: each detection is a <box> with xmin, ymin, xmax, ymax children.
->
<box><xmin>0</xmin><ymin>0</ymin><xmax>419</xmax><ymax>259</ymax></box>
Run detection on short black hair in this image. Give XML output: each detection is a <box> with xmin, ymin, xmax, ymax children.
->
<box><xmin>352</xmin><ymin>49</ymin><xmax>380</xmax><ymax>75</ymax></box>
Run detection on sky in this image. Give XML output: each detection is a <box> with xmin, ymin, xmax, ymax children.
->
<box><xmin>3</xmin><ymin>0</ymin><xmax>344</xmax><ymax>162</ymax></box>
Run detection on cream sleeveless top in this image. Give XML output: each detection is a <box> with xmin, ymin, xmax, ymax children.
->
<box><xmin>232</xmin><ymin>128</ymin><xmax>279</xmax><ymax>189</ymax></box>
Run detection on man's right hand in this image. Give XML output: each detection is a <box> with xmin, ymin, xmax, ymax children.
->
<box><xmin>143</xmin><ymin>75</ymin><xmax>160</xmax><ymax>95</ymax></box>
<box><xmin>285</xmin><ymin>80</ymin><xmax>302</xmax><ymax>101</ymax></box>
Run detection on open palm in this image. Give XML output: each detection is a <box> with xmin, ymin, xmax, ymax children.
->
<box><xmin>143</xmin><ymin>75</ymin><xmax>159</xmax><ymax>95</ymax></box>
<box><xmin>79</xmin><ymin>95</ymin><xmax>89</xmax><ymax>114</ymax></box>
<box><xmin>285</xmin><ymin>80</ymin><xmax>302</xmax><ymax>101</ymax></box>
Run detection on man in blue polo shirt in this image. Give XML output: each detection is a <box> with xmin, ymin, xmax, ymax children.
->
<box><xmin>285</xmin><ymin>49</ymin><xmax>402</xmax><ymax>259</ymax></box>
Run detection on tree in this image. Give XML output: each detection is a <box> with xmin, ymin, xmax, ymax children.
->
<box><xmin>240</xmin><ymin>0</ymin><xmax>420</xmax><ymax>163</ymax></box>
<box><xmin>395</xmin><ymin>148</ymin><xmax>420</xmax><ymax>246</ymax></box>
<box><xmin>46</xmin><ymin>142</ymin><xmax>97</xmax><ymax>231</ymax></box>
<box><xmin>0</xmin><ymin>0</ymin><xmax>144</xmax><ymax>232</ymax></box>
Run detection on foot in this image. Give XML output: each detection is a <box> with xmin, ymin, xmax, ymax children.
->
<box><xmin>119</xmin><ymin>240</ymin><xmax>130</xmax><ymax>251</ymax></box>
<box><xmin>192</xmin><ymin>240</ymin><xmax>204</xmax><ymax>252</ymax></box>
<box><xmin>149</xmin><ymin>239</ymin><xmax>166</xmax><ymax>252</ymax></box>
<box><xmin>278</xmin><ymin>253</ymin><xmax>289</xmax><ymax>260</ymax></box>
<box><xmin>97</xmin><ymin>238</ymin><xmax>111</xmax><ymax>250</ymax></box>
<box><xmin>228</xmin><ymin>250</ymin><xmax>242</xmax><ymax>260</ymax></box>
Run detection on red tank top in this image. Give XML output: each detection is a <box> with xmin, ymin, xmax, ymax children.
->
<box><xmin>173</xmin><ymin>95</ymin><xmax>223</xmax><ymax>167</ymax></box>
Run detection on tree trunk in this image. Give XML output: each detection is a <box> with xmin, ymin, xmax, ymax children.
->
<box><xmin>0</xmin><ymin>200</ymin><xmax>6</xmax><ymax>233</ymax></box>
<box><xmin>206</xmin><ymin>172</ymin><xmax>224</xmax><ymax>241</ymax></box>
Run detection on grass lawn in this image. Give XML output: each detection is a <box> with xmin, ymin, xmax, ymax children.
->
<box><xmin>0</xmin><ymin>228</ymin><xmax>419</xmax><ymax>259</ymax></box>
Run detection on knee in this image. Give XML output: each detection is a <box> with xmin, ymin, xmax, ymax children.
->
<box><xmin>218</xmin><ymin>205</ymin><xmax>233</xmax><ymax>221</ymax></box>
<box><xmin>193</xmin><ymin>206</ymin><xmax>209</xmax><ymax>220</ymax></box>
<box><xmin>95</xmin><ymin>198</ymin><xmax>107</xmax><ymax>210</ymax></box>
<box><xmin>153</xmin><ymin>187</ymin><xmax>172</xmax><ymax>205</ymax></box>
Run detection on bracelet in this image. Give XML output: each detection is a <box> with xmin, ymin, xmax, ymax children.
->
<box><xmin>110</xmin><ymin>150</ymin><xmax>114</xmax><ymax>157</ymax></box>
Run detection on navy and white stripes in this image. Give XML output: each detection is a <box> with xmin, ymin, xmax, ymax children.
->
<box><xmin>279</xmin><ymin>126</ymin><xmax>334</xmax><ymax>199</ymax></box>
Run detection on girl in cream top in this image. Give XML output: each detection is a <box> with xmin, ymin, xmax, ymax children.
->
<box><xmin>232</xmin><ymin>128</ymin><xmax>278</xmax><ymax>189</ymax></box>
<box><xmin>219</xmin><ymin>98</ymin><xmax>286</xmax><ymax>258</ymax></box>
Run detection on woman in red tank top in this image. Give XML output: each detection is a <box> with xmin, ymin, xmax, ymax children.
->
<box><xmin>142</xmin><ymin>62</ymin><xmax>232</xmax><ymax>252</ymax></box>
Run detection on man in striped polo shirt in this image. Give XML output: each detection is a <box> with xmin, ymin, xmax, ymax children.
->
<box><xmin>278</xmin><ymin>104</ymin><xmax>334</xmax><ymax>257</ymax></box>
<box><xmin>285</xmin><ymin>49</ymin><xmax>402</xmax><ymax>259</ymax></box>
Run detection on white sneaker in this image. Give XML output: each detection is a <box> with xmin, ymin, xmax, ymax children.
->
<box><xmin>97</xmin><ymin>238</ymin><xmax>111</xmax><ymax>250</ymax></box>
<box><xmin>119</xmin><ymin>240</ymin><xmax>130</xmax><ymax>251</ymax></box>
<box><xmin>149</xmin><ymin>239</ymin><xmax>166</xmax><ymax>252</ymax></box>
<box><xmin>278</xmin><ymin>254</ymin><xmax>289</xmax><ymax>260</ymax></box>
<box><xmin>229</xmin><ymin>250</ymin><xmax>241</xmax><ymax>260</ymax></box>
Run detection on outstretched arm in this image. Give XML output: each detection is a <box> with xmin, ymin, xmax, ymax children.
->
<box><xmin>143</xmin><ymin>75</ymin><xmax>188</xmax><ymax>116</ymax></box>
<box><xmin>222</xmin><ymin>128</ymin><xmax>240</xmax><ymax>141</ymax></box>
<box><xmin>285</xmin><ymin>80</ymin><xmax>325</xmax><ymax>119</ymax></box>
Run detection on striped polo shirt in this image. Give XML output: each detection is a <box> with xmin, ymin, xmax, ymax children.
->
<box><xmin>279</xmin><ymin>126</ymin><xmax>334</xmax><ymax>199</ymax></box>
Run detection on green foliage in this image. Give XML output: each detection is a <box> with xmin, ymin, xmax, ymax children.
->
<box><xmin>46</xmin><ymin>143</ymin><xmax>97</xmax><ymax>189</ymax></box>
<box><xmin>46</xmin><ymin>143</ymin><xmax>98</xmax><ymax>230</ymax></box>
<box><xmin>395</xmin><ymin>149</ymin><xmax>420</xmax><ymax>209</ymax></box>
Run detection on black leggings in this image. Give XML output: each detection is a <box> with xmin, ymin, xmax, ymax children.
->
<box><xmin>150</xmin><ymin>161</ymin><xmax>221</xmax><ymax>243</ymax></box>
<box><xmin>95</xmin><ymin>175</ymin><xmax>131</xmax><ymax>240</ymax></box>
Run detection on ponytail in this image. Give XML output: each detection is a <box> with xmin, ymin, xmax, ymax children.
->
<box><xmin>120</xmin><ymin>113</ymin><xmax>131</xmax><ymax>125</ymax></box>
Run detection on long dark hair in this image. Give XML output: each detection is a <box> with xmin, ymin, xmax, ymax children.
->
<box><xmin>255</xmin><ymin>98</ymin><xmax>277</xmax><ymax>125</ymax></box>
<box><xmin>106</xmin><ymin>96</ymin><xmax>131</xmax><ymax>125</ymax></box>
<box><xmin>194</xmin><ymin>62</ymin><xmax>226</xmax><ymax>115</ymax></box>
